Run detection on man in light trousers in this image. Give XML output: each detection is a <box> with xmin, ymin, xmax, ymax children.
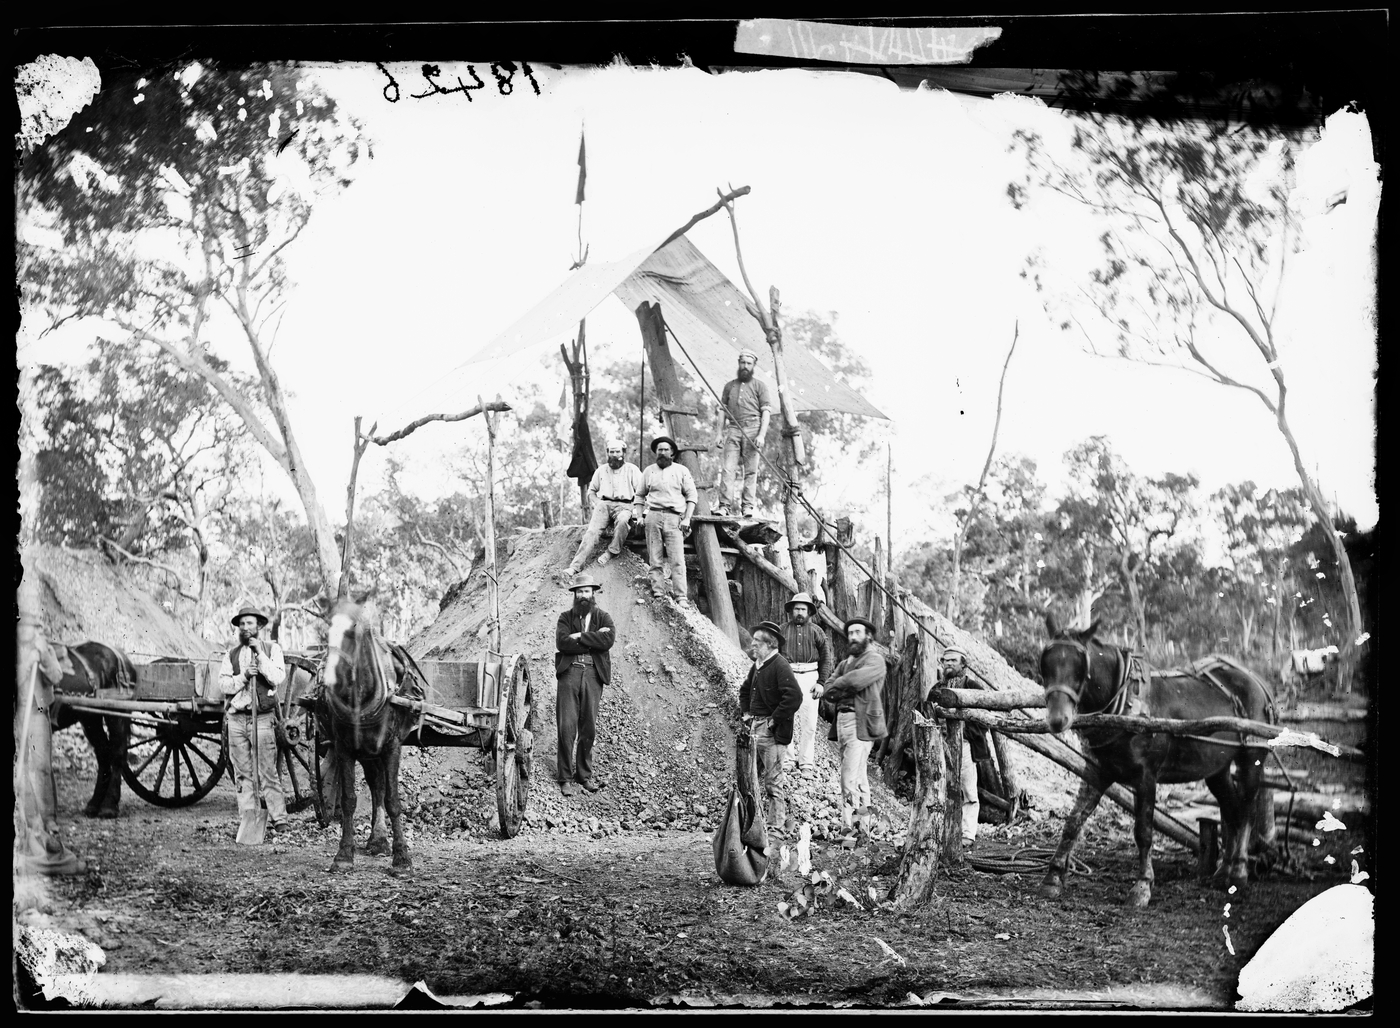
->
<box><xmin>565</xmin><ymin>438</ymin><xmax>642</xmax><ymax>577</ymax></box>
<box><xmin>781</xmin><ymin>592</ymin><xmax>832</xmax><ymax>781</ymax></box>
<box><xmin>218</xmin><ymin>605</ymin><xmax>289</xmax><ymax>833</ymax></box>
<box><xmin>815</xmin><ymin>617</ymin><xmax>888</xmax><ymax>839</ymax></box>
<box><xmin>938</xmin><ymin>645</ymin><xmax>987</xmax><ymax>848</ymax></box>
<box><xmin>711</xmin><ymin>348</ymin><xmax>773</xmax><ymax>519</ymax></box>
<box><xmin>632</xmin><ymin>436</ymin><xmax>697</xmax><ymax>601</ymax></box>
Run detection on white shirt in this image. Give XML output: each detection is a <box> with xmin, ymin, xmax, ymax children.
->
<box><xmin>218</xmin><ymin>638</ymin><xmax>287</xmax><ymax>713</ymax></box>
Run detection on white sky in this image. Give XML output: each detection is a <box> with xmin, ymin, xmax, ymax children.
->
<box><xmin>20</xmin><ymin>62</ymin><xmax>1379</xmax><ymax>555</ymax></box>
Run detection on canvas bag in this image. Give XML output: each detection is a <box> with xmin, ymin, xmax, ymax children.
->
<box><xmin>712</xmin><ymin>722</ymin><xmax>771</xmax><ymax>886</ymax></box>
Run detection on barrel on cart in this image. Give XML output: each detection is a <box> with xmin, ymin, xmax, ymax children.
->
<box><xmin>298</xmin><ymin>650</ymin><xmax>536</xmax><ymax>839</ymax></box>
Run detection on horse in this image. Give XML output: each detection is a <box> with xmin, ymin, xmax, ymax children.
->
<box><xmin>319</xmin><ymin>601</ymin><xmax>421</xmax><ymax>872</ymax></box>
<box><xmin>1037</xmin><ymin>613</ymin><xmax>1278</xmax><ymax>908</ymax></box>
<box><xmin>42</xmin><ymin>641</ymin><xmax>137</xmax><ymax>819</ymax></box>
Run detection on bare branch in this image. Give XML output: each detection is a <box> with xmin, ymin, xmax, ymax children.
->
<box><xmin>369</xmin><ymin>400</ymin><xmax>513</xmax><ymax>447</ymax></box>
<box><xmin>658</xmin><ymin>185</ymin><xmax>752</xmax><ymax>252</ymax></box>
<box><xmin>98</xmin><ymin>536</ymin><xmax>200</xmax><ymax>602</ymax></box>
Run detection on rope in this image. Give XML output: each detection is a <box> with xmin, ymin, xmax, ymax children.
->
<box><xmin>659</xmin><ymin>321</ymin><xmax>943</xmax><ymax>653</ymax></box>
<box><xmin>963</xmin><ymin>847</ymin><xmax>1095</xmax><ymax>877</ymax></box>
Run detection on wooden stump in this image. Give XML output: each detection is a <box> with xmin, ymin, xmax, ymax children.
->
<box><xmin>944</xmin><ymin>717</ymin><xmax>965</xmax><ymax>864</ymax></box>
<box><xmin>893</xmin><ymin>713</ymin><xmax>949</xmax><ymax>909</ymax></box>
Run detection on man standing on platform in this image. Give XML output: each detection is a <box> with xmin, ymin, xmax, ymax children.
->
<box><xmin>218</xmin><ymin>605</ymin><xmax>289</xmax><ymax>835</ymax></box>
<box><xmin>632</xmin><ymin>436</ymin><xmax>697</xmax><ymax>601</ymax></box>
<box><xmin>564</xmin><ymin>438</ymin><xmax>642</xmax><ymax>577</ymax></box>
<box><xmin>554</xmin><ymin>573</ymin><xmax>615</xmax><ymax>796</ymax></box>
<box><xmin>739</xmin><ymin>620</ymin><xmax>803</xmax><ymax>837</ymax></box>
<box><xmin>815</xmin><ymin>617</ymin><xmax>888</xmax><ymax>840</ymax></box>
<box><xmin>781</xmin><ymin>592</ymin><xmax>832</xmax><ymax>783</ymax></box>
<box><xmin>937</xmin><ymin>645</ymin><xmax>992</xmax><ymax>849</ymax></box>
<box><xmin>712</xmin><ymin>348</ymin><xmax>773</xmax><ymax>519</ymax></box>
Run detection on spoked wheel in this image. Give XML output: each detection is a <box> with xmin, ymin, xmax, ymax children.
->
<box><xmin>495</xmin><ymin>654</ymin><xmax>534</xmax><ymax>839</ymax></box>
<box><xmin>274</xmin><ymin>706</ymin><xmax>317</xmax><ymax>814</ymax></box>
<box><xmin>122</xmin><ymin>713</ymin><xmax>228</xmax><ymax>807</ymax></box>
<box><xmin>308</xmin><ymin>703</ymin><xmax>336</xmax><ymax>827</ymax></box>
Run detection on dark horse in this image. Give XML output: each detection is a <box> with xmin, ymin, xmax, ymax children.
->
<box><xmin>1038</xmin><ymin>614</ymin><xmax>1277</xmax><ymax>907</ymax></box>
<box><xmin>42</xmin><ymin>641</ymin><xmax>137</xmax><ymax>819</ymax></box>
<box><xmin>320</xmin><ymin>601</ymin><xmax>420</xmax><ymax>872</ymax></box>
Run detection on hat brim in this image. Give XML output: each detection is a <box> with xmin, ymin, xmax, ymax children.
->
<box><xmin>565</xmin><ymin>582</ymin><xmax>602</xmax><ymax>592</ymax></box>
<box><xmin>231</xmin><ymin>612</ymin><xmax>269</xmax><ymax>627</ymax></box>
<box><xmin>650</xmin><ymin>436</ymin><xmax>679</xmax><ymax>453</ymax></box>
<box><xmin>784</xmin><ymin>599</ymin><xmax>815</xmax><ymax>611</ymax></box>
<box><xmin>843</xmin><ymin>618</ymin><xmax>878</xmax><ymax>636</ymax></box>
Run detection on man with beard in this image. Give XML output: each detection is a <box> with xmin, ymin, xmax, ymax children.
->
<box><xmin>814</xmin><ymin>617</ymin><xmax>888</xmax><ymax>839</ymax></box>
<box><xmin>554</xmin><ymin>573</ymin><xmax>616</xmax><ymax>796</ymax></box>
<box><xmin>712</xmin><ymin>348</ymin><xmax>773</xmax><ymax>519</ymax></box>
<box><xmin>564</xmin><ymin>438</ymin><xmax>642</xmax><ymax>577</ymax></box>
<box><xmin>631</xmin><ymin>436</ymin><xmax>697</xmax><ymax>601</ymax></box>
<box><xmin>937</xmin><ymin>646</ymin><xmax>993</xmax><ymax>849</ymax></box>
<box><xmin>218</xmin><ymin>605</ymin><xmax>289</xmax><ymax>834</ymax></box>
<box><xmin>738</xmin><ymin>620</ymin><xmax>803</xmax><ymax>836</ymax></box>
<box><xmin>781</xmin><ymin>592</ymin><xmax>832</xmax><ymax>782</ymax></box>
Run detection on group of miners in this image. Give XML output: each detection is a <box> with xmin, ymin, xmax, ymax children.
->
<box><xmin>561</xmin><ymin>347</ymin><xmax>774</xmax><ymax>602</ymax></box>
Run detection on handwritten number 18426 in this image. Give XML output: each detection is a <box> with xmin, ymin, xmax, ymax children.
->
<box><xmin>376</xmin><ymin>62</ymin><xmax>541</xmax><ymax>103</ymax></box>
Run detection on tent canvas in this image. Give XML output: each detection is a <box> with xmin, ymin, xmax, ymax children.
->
<box><xmin>465</xmin><ymin>234</ymin><xmax>887</xmax><ymax>419</ymax></box>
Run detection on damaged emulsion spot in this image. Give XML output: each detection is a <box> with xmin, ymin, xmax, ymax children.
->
<box><xmin>15</xmin><ymin>55</ymin><xmax>102</xmax><ymax>154</ymax></box>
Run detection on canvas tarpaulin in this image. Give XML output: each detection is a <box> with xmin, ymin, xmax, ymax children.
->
<box><xmin>466</xmin><ymin>235</ymin><xmax>887</xmax><ymax>420</ymax></box>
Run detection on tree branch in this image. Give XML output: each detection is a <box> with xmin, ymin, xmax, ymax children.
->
<box><xmin>97</xmin><ymin>535</ymin><xmax>200</xmax><ymax>602</ymax></box>
<box><xmin>658</xmin><ymin>185</ymin><xmax>752</xmax><ymax>252</ymax></box>
<box><xmin>369</xmin><ymin>400</ymin><xmax>514</xmax><ymax>446</ymax></box>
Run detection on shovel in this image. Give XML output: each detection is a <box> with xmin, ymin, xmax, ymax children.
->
<box><xmin>236</xmin><ymin>668</ymin><xmax>269</xmax><ymax>846</ymax></box>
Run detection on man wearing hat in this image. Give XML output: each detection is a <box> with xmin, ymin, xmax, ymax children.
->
<box><xmin>631</xmin><ymin>437</ymin><xmax>697</xmax><ymax>601</ymax></box>
<box><xmin>711</xmin><ymin>349</ymin><xmax>774</xmax><ymax>518</ymax></box>
<box><xmin>218</xmin><ymin>605</ymin><xmax>289</xmax><ymax>832</ymax></box>
<box><xmin>814</xmin><ymin>617</ymin><xmax>888</xmax><ymax>839</ymax></box>
<box><xmin>781</xmin><ymin>592</ymin><xmax>833</xmax><ymax>781</ymax></box>
<box><xmin>554</xmin><ymin>573</ymin><xmax>616</xmax><ymax>795</ymax></box>
<box><xmin>565</xmin><ymin>438</ymin><xmax>643</xmax><ymax>577</ymax></box>
<box><xmin>738</xmin><ymin>620</ymin><xmax>804</xmax><ymax>835</ymax></box>
<box><xmin>937</xmin><ymin>646</ymin><xmax>992</xmax><ymax>849</ymax></box>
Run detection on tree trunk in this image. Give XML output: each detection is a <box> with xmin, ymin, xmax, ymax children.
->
<box><xmin>1276</xmin><ymin>408</ymin><xmax>1364</xmax><ymax>693</ymax></box>
<box><xmin>634</xmin><ymin>302</ymin><xmax>738</xmax><ymax>643</ymax></box>
<box><xmin>943</xmin><ymin>717</ymin><xmax>965</xmax><ymax>865</ymax></box>
<box><xmin>893</xmin><ymin>632</ymin><xmax>949</xmax><ymax>909</ymax></box>
<box><xmin>1076</xmin><ymin>542</ymin><xmax>1097</xmax><ymax>627</ymax></box>
<box><xmin>1121</xmin><ymin>550</ymin><xmax>1147</xmax><ymax>650</ymax></box>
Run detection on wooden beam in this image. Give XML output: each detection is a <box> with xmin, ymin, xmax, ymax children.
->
<box><xmin>937</xmin><ymin>687</ymin><xmax>1046</xmax><ymax>710</ymax></box>
<box><xmin>635</xmin><ymin>302</ymin><xmax>739</xmax><ymax>644</ymax></box>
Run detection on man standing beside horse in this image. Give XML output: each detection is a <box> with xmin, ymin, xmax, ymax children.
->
<box><xmin>937</xmin><ymin>646</ymin><xmax>993</xmax><ymax>850</ymax></box>
<box><xmin>218</xmin><ymin>605</ymin><xmax>289</xmax><ymax>835</ymax></box>
<box><xmin>555</xmin><ymin>573</ymin><xmax>615</xmax><ymax>796</ymax></box>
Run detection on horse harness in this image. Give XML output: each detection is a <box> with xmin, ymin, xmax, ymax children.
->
<box><xmin>1048</xmin><ymin>638</ymin><xmax>1275</xmax><ymax>749</ymax></box>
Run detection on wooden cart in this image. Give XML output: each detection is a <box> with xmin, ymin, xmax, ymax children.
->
<box><xmin>52</xmin><ymin>656</ymin><xmax>318</xmax><ymax>812</ymax></box>
<box><xmin>297</xmin><ymin>650</ymin><xmax>537</xmax><ymax>839</ymax></box>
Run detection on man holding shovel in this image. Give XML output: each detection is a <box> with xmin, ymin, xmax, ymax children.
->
<box><xmin>218</xmin><ymin>605</ymin><xmax>288</xmax><ymax>841</ymax></box>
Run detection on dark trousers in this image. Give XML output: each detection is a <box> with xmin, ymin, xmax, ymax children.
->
<box><xmin>556</xmin><ymin>664</ymin><xmax>603</xmax><ymax>782</ymax></box>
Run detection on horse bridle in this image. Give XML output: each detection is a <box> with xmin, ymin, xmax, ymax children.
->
<box><xmin>1041</xmin><ymin>637</ymin><xmax>1128</xmax><ymax>716</ymax></box>
<box><xmin>322</xmin><ymin>619</ymin><xmax>394</xmax><ymax>725</ymax></box>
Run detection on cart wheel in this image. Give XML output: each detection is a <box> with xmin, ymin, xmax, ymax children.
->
<box><xmin>122</xmin><ymin>713</ymin><xmax>228</xmax><ymax>807</ymax></box>
<box><xmin>495</xmin><ymin>654</ymin><xmax>534</xmax><ymax>839</ymax></box>
<box><xmin>308</xmin><ymin>704</ymin><xmax>336</xmax><ymax>827</ymax></box>
<box><xmin>275</xmin><ymin>708</ymin><xmax>317</xmax><ymax>814</ymax></box>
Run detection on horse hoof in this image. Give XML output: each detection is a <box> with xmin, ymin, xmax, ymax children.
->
<box><xmin>1037</xmin><ymin>882</ymin><xmax>1062</xmax><ymax>901</ymax></box>
<box><xmin>392</xmin><ymin>858</ymin><xmax>413</xmax><ymax>872</ymax></box>
<box><xmin>329</xmin><ymin>859</ymin><xmax>354</xmax><ymax>873</ymax></box>
<box><xmin>97</xmin><ymin>808</ymin><xmax>119</xmax><ymax>820</ymax></box>
<box><xmin>83</xmin><ymin>806</ymin><xmax>100</xmax><ymax>818</ymax></box>
<box><xmin>1127</xmin><ymin>883</ymin><xmax>1152</xmax><ymax>908</ymax></box>
<box><xmin>366</xmin><ymin>838</ymin><xmax>391</xmax><ymax>856</ymax></box>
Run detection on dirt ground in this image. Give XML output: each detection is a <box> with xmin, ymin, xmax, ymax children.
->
<box><xmin>16</xmin><ymin>750</ymin><xmax>1368</xmax><ymax>1011</ymax></box>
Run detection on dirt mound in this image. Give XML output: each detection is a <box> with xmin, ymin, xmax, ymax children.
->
<box><xmin>402</xmin><ymin>526</ymin><xmax>910</xmax><ymax>843</ymax></box>
<box><xmin>24</xmin><ymin>544</ymin><xmax>217</xmax><ymax>660</ymax></box>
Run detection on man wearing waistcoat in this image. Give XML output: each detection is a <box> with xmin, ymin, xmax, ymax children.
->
<box><xmin>815</xmin><ymin>617</ymin><xmax>888</xmax><ymax>840</ymax></box>
<box><xmin>218</xmin><ymin>605</ymin><xmax>289</xmax><ymax>832</ymax></box>
<box><xmin>781</xmin><ymin>592</ymin><xmax>832</xmax><ymax>782</ymax></box>
<box><xmin>555</xmin><ymin>573</ymin><xmax>616</xmax><ymax>796</ymax></box>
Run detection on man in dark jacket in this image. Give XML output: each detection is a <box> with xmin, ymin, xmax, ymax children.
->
<box><xmin>738</xmin><ymin>620</ymin><xmax>803</xmax><ymax>835</ymax></box>
<box><xmin>815</xmin><ymin>617</ymin><xmax>888</xmax><ymax>839</ymax></box>
<box><xmin>555</xmin><ymin>573</ymin><xmax>616</xmax><ymax>796</ymax></box>
<box><xmin>938</xmin><ymin>645</ymin><xmax>992</xmax><ymax>848</ymax></box>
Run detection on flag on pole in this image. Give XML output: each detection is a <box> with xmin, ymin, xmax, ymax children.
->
<box><xmin>575</xmin><ymin>130</ymin><xmax>586</xmax><ymax>205</ymax></box>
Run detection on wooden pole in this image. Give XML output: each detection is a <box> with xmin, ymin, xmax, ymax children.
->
<box><xmin>635</xmin><ymin>302</ymin><xmax>739</xmax><ymax>643</ymax></box>
<box><xmin>481</xmin><ymin>395</ymin><xmax>502</xmax><ymax>655</ymax></box>
<box><xmin>762</xmin><ymin>288</ymin><xmax>810</xmax><ymax>596</ymax></box>
<box><xmin>991</xmin><ymin>729</ymin><xmax>1025</xmax><ymax>818</ymax></box>
<box><xmin>937</xmin><ymin>687</ymin><xmax>1047</xmax><ymax>710</ymax></box>
<box><xmin>944</xmin><ymin>716</ymin><xmax>966</xmax><ymax>864</ymax></box>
